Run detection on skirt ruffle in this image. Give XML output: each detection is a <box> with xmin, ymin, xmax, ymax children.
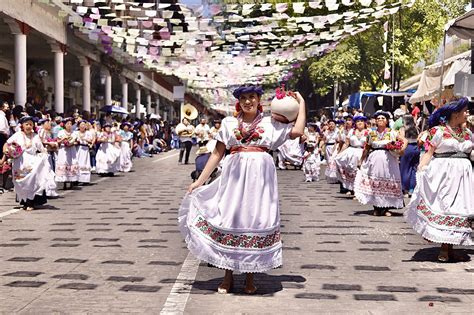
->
<box><xmin>178</xmin><ymin>190</ymin><xmax>282</xmax><ymax>273</ymax></box>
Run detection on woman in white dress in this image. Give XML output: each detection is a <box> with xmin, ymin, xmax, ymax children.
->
<box><xmin>323</xmin><ymin>120</ymin><xmax>339</xmax><ymax>183</ymax></box>
<box><xmin>73</xmin><ymin>120</ymin><xmax>93</xmax><ymax>184</ymax></box>
<box><xmin>354</xmin><ymin>111</ymin><xmax>407</xmax><ymax>216</ymax></box>
<box><xmin>118</xmin><ymin>122</ymin><xmax>133</xmax><ymax>172</ymax></box>
<box><xmin>180</xmin><ymin>85</ymin><xmax>306</xmax><ymax>294</ymax></box>
<box><xmin>37</xmin><ymin>118</ymin><xmax>59</xmax><ymax>197</ymax></box>
<box><xmin>3</xmin><ymin>116</ymin><xmax>56</xmax><ymax>210</ymax></box>
<box><xmin>335</xmin><ymin>116</ymin><xmax>369</xmax><ymax>194</ymax></box>
<box><xmin>56</xmin><ymin>117</ymin><xmax>79</xmax><ymax>189</ymax></box>
<box><xmin>404</xmin><ymin>99</ymin><xmax>473</xmax><ymax>262</ymax></box>
<box><xmin>95</xmin><ymin>123</ymin><xmax>120</xmax><ymax>176</ymax></box>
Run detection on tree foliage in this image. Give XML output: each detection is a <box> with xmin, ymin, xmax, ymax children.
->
<box><xmin>308</xmin><ymin>0</ymin><xmax>469</xmax><ymax>97</ymax></box>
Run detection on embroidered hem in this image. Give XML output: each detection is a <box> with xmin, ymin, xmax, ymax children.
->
<box><xmin>354</xmin><ymin>173</ymin><xmax>403</xmax><ymax>198</ymax></box>
<box><xmin>404</xmin><ymin>205</ymin><xmax>473</xmax><ymax>246</ymax></box>
<box><xmin>178</xmin><ymin>194</ymin><xmax>283</xmax><ymax>273</ymax></box>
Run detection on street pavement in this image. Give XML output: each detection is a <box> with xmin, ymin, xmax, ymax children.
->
<box><xmin>0</xmin><ymin>150</ymin><xmax>472</xmax><ymax>314</ymax></box>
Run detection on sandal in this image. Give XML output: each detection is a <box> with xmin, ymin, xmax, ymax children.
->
<box><xmin>217</xmin><ymin>280</ymin><xmax>233</xmax><ymax>294</ymax></box>
<box><xmin>384</xmin><ymin>210</ymin><xmax>392</xmax><ymax>217</ymax></box>
<box><xmin>438</xmin><ymin>246</ymin><xmax>450</xmax><ymax>263</ymax></box>
<box><xmin>372</xmin><ymin>209</ymin><xmax>381</xmax><ymax>216</ymax></box>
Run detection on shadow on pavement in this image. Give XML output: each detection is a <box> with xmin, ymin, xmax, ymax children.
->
<box><xmin>406</xmin><ymin>247</ymin><xmax>472</xmax><ymax>263</ymax></box>
<box><xmin>192</xmin><ymin>273</ymin><xmax>307</xmax><ymax>296</ymax></box>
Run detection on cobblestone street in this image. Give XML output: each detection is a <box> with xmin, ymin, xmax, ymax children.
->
<box><xmin>0</xmin><ymin>150</ymin><xmax>472</xmax><ymax>314</ymax></box>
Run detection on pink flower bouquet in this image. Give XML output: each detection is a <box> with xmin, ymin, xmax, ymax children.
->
<box><xmin>5</xmin><ymin>142</ymin><xmax>23</xmax><ymax>159</ymax></box>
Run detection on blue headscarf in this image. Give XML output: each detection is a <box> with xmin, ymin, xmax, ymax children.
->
<box><xmin>428</xmin><ymin>98</ymin><xmax>469</xmax><ymax>128</ymax></box>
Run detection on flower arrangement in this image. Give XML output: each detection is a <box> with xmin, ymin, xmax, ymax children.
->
<box><xmin>62</xmin><ymin>136</ymin><xmax>76</xmax><ymax>147</ymax></box>
<box><xmin>385</xmin><ymin>140</ymin><xmax>403</xmax><ymax>151</ymax></box>
<box><xmin>5</xmin><ymin>142</ymin><xmax>23</xmax><ymax>159</ymax></box>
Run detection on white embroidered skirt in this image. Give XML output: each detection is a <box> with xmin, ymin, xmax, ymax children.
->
<box><xmin>335</xmin><ymin>147</ymin><xmax>363</xmax><ymax>191</ymax></box>
<box><xmin>96</xmin><ymin>143</ymin><xmax>120</xmax><ymax>174</ymax></box>
<box><xmin>76</xmin><ymin>145</ymin><xmax>91</xmax><ymax>183</ymax></box>
<box><xmin>179</xmin><ymin>152</ymin><xmax>282</xmax><ymax>273</ymax></box>
<box><xmin>119</xmin><ymin>142</ymin><xmax>133</xmax><ymax>172</ymax></box>
<box><xmin>12</xmin><ymin>152</ymin><xmax>56</xmax><ymax>202</ymax></box>
<box><xmin>404</xmin><ymin>157</ymin><xmax>473</xmax><ymax>245</ymax></box>
<box><xmin>354</xmin><ymin>150</ymin><xmax>403</xmax><ymax>208</ymax></box>
<box><xmin>325</xmin><ymin>144</ymin><xmax>339</xmax><ymax>183</ymax></box>
<box><xmin>55</xmin><ymin>146</ymin><xmax>79</xmax><ymax>182</ymax></box>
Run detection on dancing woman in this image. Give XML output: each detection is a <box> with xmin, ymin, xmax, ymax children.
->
<box><xmin>179</xmin><ymin>85</ymin><xmax>306</xmax><ymax>294</ymax></box>
<box><xmin>4</xmin><ymin>116</ymin><xmax>55</xmax><ymax>210</ymax></box>
<box><xmin>118</xmin><ymin>122</ymin><xmax>133</xmax><ymax>172</ymax></box>
<box><xmin>56</xmin><ymin>117</ymin><xmax>79</xmax><ymax>189</ymax></box>
<box><xmin>95</xmin><ymin>123</ymin><xmax>120</xmax><ymax>176</ymax></box>
<box><xmin>404</xmin><ymin>98</ymin><xmax>473</xmax><ymax>262</ymax></box>
<box><xmin>323</xmin><ymin>120</ymin><xmax>338</xmax><ymax>182</ymax></box>
<box><xmin>334</xmin><ymin>116</ymin><xmax>369</xmax><ymax>193</ymax></box>
<box><xmin>354</xmin><ymin>111</ymin><xmax>407</xmax><ymax>216</ymax></box>
<box><xmin>73</xmin><ymin>120</ymin><xmax>94</xmax><ymax>184</ymax></box>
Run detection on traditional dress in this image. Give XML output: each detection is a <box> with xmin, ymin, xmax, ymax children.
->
<box><xmin>277</xmin><ymin>137</ymin><xmax>304</xmax><ymax>168</ymax></box>
<box><xmin>303</xmin><ymin>150</ymin><xmax>320</xmax><ymax>182</ymax></box>
<box><xmin>37</xmin><ymin>127</ymin><xmax>58</xmax><ymax>197</ymax></box>
<box><xmin>354</xmin><ymin>128</ymin><xmax>404</xmax><ymax>208</ymax></box>
<box><xmin>335</xmin><ymin>129</ymin><xmax>368</xmax><ymax>191</ymax></box>
<box><xmin>73</xmin><ymin>130</ymin><xmax>93</xmax><ymax>183</ymax></box>
<box><xmin>179</xmin><ymin>115</ymin><xmax>292</xmax><ymax>272</ymax></box>
<box><xmin>404</xmin><ymin>126</ymin><xmax>473</xmax><ymax>245</ymax></box>
<box><xmin>7</xmin><ymin>131</ymin><xmax>56</xmax><ymax>206</ymax></box>
<box><xmin>324</xmin><ymin>129</ymin><xmax>339</xmax><ymax>183</ymax></box>
<box><xmin>118</xmin><ymin>130</ymin><xmax>133</xmax><ymax>172</ymax></box>
<box><xmin>95</xmin><ymin>131</ymin><xmax>120</xmax><ymax>174</ymax></box>
<box><xmin>56</xmin><ymin>130</ymin><xmax>79</xmax><ymax>182</ymax></box>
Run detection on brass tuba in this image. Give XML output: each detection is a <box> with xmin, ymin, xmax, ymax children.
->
<box><xmin>181</xmin><ymin>103</ymin><xmax>198</xmax><ymax>121</ymax></box>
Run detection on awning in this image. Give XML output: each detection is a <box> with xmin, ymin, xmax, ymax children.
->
<box><xmin>446</xmin><ymin>9</ymin><xmax>474</xmax><ymax>40</ymax></box>
<box><xmin>409</xmin><ymin>51</ymin><xmax>471</xmax><ymax>103</ymax></box>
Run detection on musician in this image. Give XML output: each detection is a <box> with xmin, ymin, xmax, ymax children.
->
<box><xmin>176</xmin><ymin>118</ymin><xmax>195</xmax><ymax>164</ymax></box>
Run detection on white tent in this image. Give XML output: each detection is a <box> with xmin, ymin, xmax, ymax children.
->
<box><xmin>446</xmin><ymin>9</ymin><xmax>474</xmax><ymax>40</ymax></box>
<box><xmin>408</xmin><ymin>51</ymin><xmax>470</xmax><ymax>103</ymax></box>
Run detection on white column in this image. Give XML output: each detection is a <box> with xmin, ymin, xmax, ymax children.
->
<box><xmin>121</xmin><ymin>79</ymin><xmax>128</xmax><ymax>109</ymax></box>
<box><xmin>146</xmin><ymin>92</ymin><xmax>152</xmax><ymax>115</ymax></box>
<box><xmin>79</xmin><ymin>57</ymin><xmax>91</xmax><ymax>113</ymax></box>
<box><xmin>105</xmin><ymin>69</ymin><xmax>112</xmax><ymax>106</ymax></box>
<box><xmin>14</xmin><ymin>33</ymin><xmax>27</xmax><ymax>107</ymax></box>
<box><xmin>135</xmin><ymin>86</ymin><xmax>141</xmax><ymax>117</ymax></box>
<box><xmin>53</xmin><ymin>49</ymin><xmax>64</xmax><ymax>114</ymax></box>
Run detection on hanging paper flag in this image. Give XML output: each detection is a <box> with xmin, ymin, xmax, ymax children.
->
<box><xmin>162</xmin><ymin>11</ymin><xmax>174</xmax><ymax>19</ymax></box>
<box><xmin>325</xmin><ymin>0</ymin><xmax>339</xmax><ymax>11</ymax></box>
<box><xmin>360</xmin><ymin>0</ymin><xmax>372</xmax><ymax>6</ymax></box>
<box><xmin>242</xmin><ymin>4</ymin><xmax>254</xmax><ymax>15</ymax></box>
<box><xmin>276</xmin><ymin>3</ymin><xmax>288</xmax><ymax>13</ymax></box>
<box><xmin>260</xmin><ymin>3</ymin><xmax>273</xmax><ymax>11</ymax></box>
<box><xmin>145</xmin><ymin>10</ymin><xmax>156</xmax><ymax>17</ymax></box>
<box><xmin>342</xmin><ymin>0</ymin><xmax>355</xmax><ymax>5</ymax></box>
<box><xmin>375</xmin><ymin>0</ymin><xmax>385</xmax><ymax>5</ymax></box>
<box><xmin>293</xmin><ymin>2</ymin><xmax>306</xmax><ymax>14</ymax></box>
<box><xmin>210</xmin><ymin>4</ymin><xmax>222</xmax><ymax>16</ymax></box>
<box><xmin>308</xmin><ymin>1</ymin><xmax>323</xmax><ymax>9</ymax></box>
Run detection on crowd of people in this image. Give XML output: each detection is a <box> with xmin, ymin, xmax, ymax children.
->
<box><xmin>1</xmin><ymin>87</ymin><xmax>472</xmax><ymax>294</ymax></box>
<box><xmin>276</xmin><ymin>97</ymin><xmax>473</xmax><ymax>264</ymax></box>
<box><xmin>0</xmin><ymin>101</ymin><xmax>191</xmax><ymax>209</ymax></box>
<box><xmin>177</xmin><ymin>85</ymin><xmax>471</xmax><ymax>292</ymax></box>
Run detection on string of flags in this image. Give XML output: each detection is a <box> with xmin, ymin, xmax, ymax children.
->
<box><xmin>48</xmin><ymin>0</ymin><xmax>415</xmax><ymax>113</ymax></box>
